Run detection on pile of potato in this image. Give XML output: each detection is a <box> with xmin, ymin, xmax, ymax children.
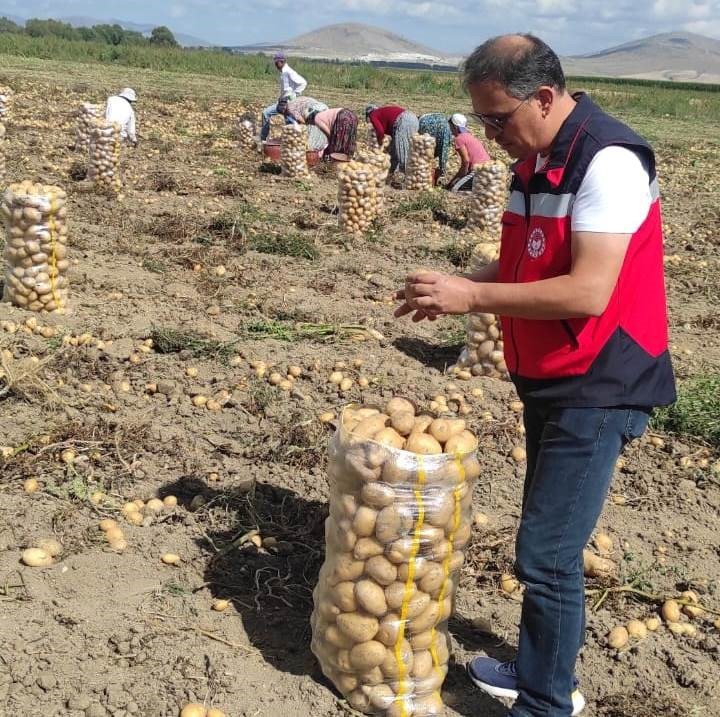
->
<box><xmin>0</xmin><ymin>86</ymin><xmax>12</xmax><ymax>122</ymax></box>
<box><xmin>1</xmin><ymin>182</ymin><xmax>69</xmax><ymax>313</ymax></box>
<box><xmin>453</xmin><ymin>313</ymin><xmax>508</xmax><ymax>379</ymax></box>
<box><xmin>338</xmin><ymin>161</ymin><xmax>382</xmax><ymax>233</ymax></box>
<box><xmin>405</xmin><ymin>134</ymin><xmax>436</xmax><ymax>191</ymax></box>
<box><xmin>75</xmin><ymin>102</ymin><xmax>102</xmax><ymax>151</ymax></box>
<box><xmin>467</xmin><ymin>161</ymin><xmax>509</xmax><ymax>233</ymax></box>
<box><xmin>280</xmin><ymin>123</ymin><xmax>309</xmax><ymax>178</ymax></box>
<box><xmin>236</xmin><ymin>118</ymin><xmax>256</xmax><ymax>151</ymax></box>
<box><xmin>311</xmin><ymin>398</ymin><xmax>480</xmax><ymax>717</ymax></box>
<box><xmin>356</xmin><ymin>144</ymin><xmax>391</xmax><ymax>211</ymax></box>
<box><xmin>88</xmin><ymin>120</ymin><xmax>122</xmax><ymax>194</ymax></box>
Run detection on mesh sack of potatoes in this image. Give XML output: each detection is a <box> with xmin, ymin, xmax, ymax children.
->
<box><xmin>0</xmin><ymin>87</ymin><xmax>13</xmax><ymax>122</ymax></box>
<box><xmin>405</xmin><ymin>134</ymin><xmax>436</xmax><ymax>191</ymax></box>
<box><xmin>236</xmin><ymin>118</ymin><xmax>256</xmax><ymax>151</ymax></box>
<box><xmin>311</xmin><ymin>397</ymin><xmax>480</xmax><ymax>717</ymax></box>
<box><xmin>1</xmin><ymin>182</ymin><xmax>69</xmax><ymax>313</ymax></box>
<box><xmin>338</xmin><ymin>161</ymin><xmax>383</xmax><ymax>234</ymax></box>
<box><xmin>281</xmin><ymin>123</ymin><xmax>309</xmax><ymax>178</ymax></box>
<box><xmin>75</xmin><ymin>103</ymin><xmax>102</xmax><ymax>152</ymax></box>
<box><xmin>467</xmin><ymin>161</ymin><xmax>508</xmax><ymax>233</ymax></box>
<box><xmin>88</xmin><ymin>120</ymin><xmax>122</xmax><ymax>194</ymax></box>
<box><xmin>356</xmin><ymin>143</ymin><xmax>391</xmax><ymax>211</ymax></box>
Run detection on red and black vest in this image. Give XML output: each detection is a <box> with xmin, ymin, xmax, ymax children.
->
<box><xmin>498</xmin><ymin>93</ymin><xmax>676</xmax><ymax>407</ymax></box>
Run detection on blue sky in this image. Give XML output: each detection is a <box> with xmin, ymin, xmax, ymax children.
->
<box><xmin>1</xmin><ymin>0</ymin><xmax>718</xmax><ymax>54</ymax></box>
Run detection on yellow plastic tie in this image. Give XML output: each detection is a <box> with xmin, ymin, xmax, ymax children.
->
<box><xmin>46</xmin><ymin>191</ymin><xmax>62</xmax><ymax>311</ymax></box>
<box><xmin>393</xmin><ymin>455</ymin><xmax>427</xmax><ymax>717</ymax></box>
<box><xmin>429</xmin><ymin>452</ymin><xmax>466</xmax><ymax>673</ymax></box>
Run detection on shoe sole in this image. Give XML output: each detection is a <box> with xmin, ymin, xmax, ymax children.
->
<box><xmin>467</xmin><ymin>665</ymin><xmax>586</xmax><ymax>715</ymax></box>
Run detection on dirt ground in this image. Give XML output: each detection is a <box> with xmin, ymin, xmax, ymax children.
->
<box><xmin>0</xmin><ymin>58</ymin><xmax>718</xmax><ymax>717</ymax></box>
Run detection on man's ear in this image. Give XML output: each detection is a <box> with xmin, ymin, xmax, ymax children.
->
<box><xmin>536</xmin><ymin>87</ymin><xmax>555</xmax><ymax>118</ymax></box>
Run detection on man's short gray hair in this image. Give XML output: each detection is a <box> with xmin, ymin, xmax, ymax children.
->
<box><xmin>462</xmin><ymin>34</ymin><xmax>566</xmax><ymax>99</ymax></box>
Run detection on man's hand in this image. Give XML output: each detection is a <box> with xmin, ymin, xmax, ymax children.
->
<box><xmin>394</xmin><ymin>272</ymin><xmax>477</xmax><ymax>321</ymax></box>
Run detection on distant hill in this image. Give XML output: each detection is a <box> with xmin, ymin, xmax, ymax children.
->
<box><xmin>0</xmin><ymin>12</ymin><xmax>212</xmax><ymax>47</ymax></box>
<box><xmin>232</xmin><ymin>22</ymin><xmax>463</xmax><ymax>67</ymax></box>
<box><xmin>562</xmin><ymin>32</ymin><xmax>720</xmax><ymax>83</ymax></box>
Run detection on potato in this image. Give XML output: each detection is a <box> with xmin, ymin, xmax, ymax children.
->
<box><xmin>354</xmin><ymin>537</ymin><xmax>385</xmax><ymax>560</ymax></box>
<box><xmin>627</xmin><ymin>619</ymin><xmax>648</xmax><ymax>639</ymax></box>
<box><xmin>365</xmin><ymin>555</ymin><xmax>398</xmax><ymax>586</ymax></box>
<box><xmin>426</xmin><ymin>492</ymin><xmax>455</xmax><ymax>528</ymax></box>
<box><xmin>376</xmin><ymin>505</ymin><xmax>412</xmax><ymax>544</ymax></box>
<box><xmin>361</xmin><ymin>482</ymin><xmax>396</xmax><ymax>509</ymax></box>
<box><xmin>387</xmin><ymin>537</ymin><xmax>414</xmax><ymax>564</ymax></box>
<box><xmin>444</xmin><ymin>430</ymin><xmax>478</xmax><ymax>454</ymax></box>
<box><xmin>411</xmin><ymin>650</ymin><xmax>434</xmax><ymax>679</ymax></box>
<box><xmin>345</xmin><ymin>451</ymin><xmax>382</xmax><ymax>483</ymax></box>
<box><xmin>380</xmin><ymin>639</ymin><xmax>414</xmax><ymax>679</ymax></box>
<box><xmin>411</xmin><ymin>415</ymin><xmax>434</xmax><ymax>434</ymax></box>
<box><xmin>408</xmin><ymin>600</ymin><xmax>441</xmax><ymax>633</ymax></box>
<box><xmin>355</xmin><ymin>580</ymin><xmax>388</xmax><ymax>617</ymax></box>
<box><xmin>452</xmin><ymin>522</ymin><xmax>473</xmax><ymax>550</ymax></box>
<box><xmin>358</xmin><ymin>666</ymin><xmax>384</xmax><ymax>685</ymax></box>
<box><xmin>661</xmin><ymin>599</ymin><xmax>681</xmax><ymax>623</ymax></box>
<box><xmin>405</xmin><ymin>433</ymin><xmax>443</xmax><ymax>455</ymax></box>
<box><xmin>390</xmin><ymin>411</ymin><xmax>416</xmax><ymax>436</ymax></box>
<box><xmin>645</xmin><ymin>616</ymin><xmax>661</xmax><ymax>631</ymax></box>
<box><xmin>335</xmin><ymin>672</ymin><xmax>358</xmax><ymax>693</ymax></box>
<box><xmin>337</xmin><ymin>612</ymin><xmax>380</xmax><ymax>642</ymax></box>
<box><xmin>352</xmin><ymin>506</ymin><xmax>378</xmax><ymax>537</ymax></box>
<box><xmin>349</xmin><ymin>640</ymin><xmax>386</xmax><ymax>671</ymax></box>
<box><xmin>21</xmin><ymin>547</ymin><xmax>53</xmax><ymax>567</ymax></box>
<box><xmin>325</xmin><ymin>624</ymin><xmax>356</xmax><ymax>649</ymax></box>
<box><xmin>385</xmin><ymin>581</ymin><xmax>416</xmax><ymax>610</ymax></box>
<box><xmin>347</xmin><ymin>690</ymin><xmax>370</xmax><ymax>711</ymax></box>
<box><xmin>419</xmin><ymin>562</ymin><xmax>445</xmax><ymax>596</ymax></box>
<box><xmin>428</xmin><ymin>418</ymin><xmax>466</xmax><ymax>444</ymax></box>
<box><xmin>381</xmin><ymin>461</ymin><xmax>414</xmax><ymax>484</ymax></box>
<box><xmin>375</xmin><ymin>612</ymin><xmax>401</xmax><ymax>646</ymax></box>
<box><xmin>386</xmin><ymin>397</ymin><xmax>415</xmax><ymax>416</ymax></box>
<box><xmin>594</xmin><ymin>531</ymin><xmax>613</xmax><ymax>554</ymax></box>
<box><xmin>333</xmin><ymin>582</ymin><xmax>358</xmax><ymax>612</ymax></box>
<box><xmin>583</xmin><ymin>550</ymin><xmax>616</xmax><ymax>578</ymax></box>
<box><xmin>366</xmin><ymin>683</ymin><xmax>395</xmax><ymax>710</ymax></box>
<box><xmin>405</xmin><ymin>590</ymin><xmax>432</xmax><ymax>620</ymax></box>
<box><xmin>316</xmin><ymin>600</ymin><xmax>341</xmax><ymax>623</ymax></box>
<box><xmin>353</xmin><ymin>414</ymin><xmax>390</xmax><ymax>439</ymax></box>
<box><xmin>329</xmin><ymin>554</ymin><xmax>365</xmax><ymax>584</ymax></box>
<box><xmin>180</xmin><ymin>704</ymin><xmax>207</xmax><ymax>717</ymax></box>
<box><xmin>334</xmin><ymin>649</ymin><xmax>353</xmax><ymax>672</ymax></box>
<box><xmin>373</xmin><ymin>427</ymin><xmax>405</xmax><ymax>450</ymax></box>
<box><xmin>607</xmin><ymin>626</ymin><xmax>629</xmax><ymax>649</ymax></box>
<box><xmin>409</xmin><ymin>629</ymin><xmax>434</xmax><ymax>651</ymax></box>
<box><xmin>397</xmin><ymin>557</ymin><xmax>429</xmax><ymax>581</ymax></box>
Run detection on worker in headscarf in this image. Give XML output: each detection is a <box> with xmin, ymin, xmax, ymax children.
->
<box><xmin>366</xmin><ymin>104</ymin><xmax>419</xmax><ymax>176</ymax></box>
<box><xmin>308</xmin><ymin>108</ymin><xmax>359</xmax><ymax>159</ymax></box>
<box><xmin>105</xmin><ymin>87</ymin><xmax>137</xmax><ymax>146</ymax></box>
<box><xmin>260</xmin><ymin>52</ymin><xmax>308</xmax><ymax>142</ymax></box>
<box><xmin>445</xmin><ymin>113</ymin><xmax>491</xmax><ymax>191</ymax></box>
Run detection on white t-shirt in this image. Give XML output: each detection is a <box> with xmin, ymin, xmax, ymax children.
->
<box><xmin>537</xmin><ymin>146</ymin><xmax>652</xmax><ymax>233</ymax></box>
<box><xmin>105</xmin><ymin>95</ymin><xmax>136</xmax><ymax>143</ymax></box>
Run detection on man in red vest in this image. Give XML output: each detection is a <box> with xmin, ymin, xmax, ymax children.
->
<box><xmin>395</xmin><ymin>34</ymin><xmax>675</xmax><ymax>717</ymax></box>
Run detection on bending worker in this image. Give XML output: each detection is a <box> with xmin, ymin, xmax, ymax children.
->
<box><xmin>105</xmin><ymin>87</ymin><xmax>137</xmax><ymax>146</ymax></box>
<box><xmin>395</xmin><ymin>33</ymin><xmax>676</xmax><ymax>717</ymax></box>
<box><xmin>260</xmin><ymin>52</ymin><xmax>307</xmax><ymax>142</ymax></box>
<box><xmin>445</xmin><ymin>113</ymin><xmax>491</xmax><ymax>190</ymax></box>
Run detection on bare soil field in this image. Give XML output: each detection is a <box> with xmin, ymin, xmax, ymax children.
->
<box><xmin>0</xmin><ymin>57</ymin><xmax>718</xmax><ymax>717</ymax></box>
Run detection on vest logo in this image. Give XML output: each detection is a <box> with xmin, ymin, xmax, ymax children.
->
<box><xmin>527</xmin><ymin>228</ymin><xmax>546</xmax><ymax>259</ymax></box>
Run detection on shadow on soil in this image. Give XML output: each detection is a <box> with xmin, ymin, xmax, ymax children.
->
<box><xmin>159</xmin><ymin>475</ymin><xmax>514</xmax><ymax>716</ymax></box>
<box><xmin>393</xmin><ymin>336</ymin><xmax>463</xmax><ymax>373</ymax></box>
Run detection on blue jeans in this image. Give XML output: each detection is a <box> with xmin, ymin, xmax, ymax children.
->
<box><xmin>260</xmin><ymin>102</ymin><xmax>297</xmax><ymax>140</ymax></box>
<box><xmin>511</xmin><ymin>404</ymin><xmax>650</xmax><ymax>717</ymax></box>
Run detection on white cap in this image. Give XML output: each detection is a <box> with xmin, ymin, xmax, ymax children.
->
<box><xmin>119</xmin><ymin>88</ymin><xmax>137</xmax><ymax>103</ymax></box>
<box><xmin>450</xmin><ymin>113</ymin><xmax>467</xmax><ymax>128</ymax></box>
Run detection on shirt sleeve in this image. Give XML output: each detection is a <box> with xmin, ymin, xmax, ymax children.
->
<box><xmin>572</xmin><ymin>146</ymin><xmax>652</xmax><ymax>234</ymax></box>
<box><xmin>289</xmin><ymin>68</ymin><xmax>307</xmax><ymax>95</ymax></box>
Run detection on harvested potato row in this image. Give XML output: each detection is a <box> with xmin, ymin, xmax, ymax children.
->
<box><xmin>281</xmin><ymin>123</ymin><xmax>309</xmax><ymax>178</ymax></box>
<box><xmin>1</xmin><ymin>181</ymin><xmax>69</xmax><ymax>313</ymax></box>
<box><xmin>0</xmin><ymin>123</ymin><xmax>5</xmax><ymax>188</ymax></box>
<box><xmin>311</xmin><ymin>398</ymin><xmax>480</xmax><ymax>716</ymax></box>
<box><xmin>75</xmin><ymin>102</ymin><xmax>102</xmax><ymax>152</ymax></box>
<box><xmin>88</xmin><ymin>120</ymin><xmax>122</xmax><ymax>195</ymax></box>
<box><xmin>338</xmin><ymin>161</ymin><xmax>382</xmax><ymax>234</ymax></box>
<box><xmin>467</xmin><ymin>161</ymin><xmax>509</xmax><ymax>233</ymax></box>
<box><xmin>236</xmin><ymin>118</ymin><xmax>256</xmax><ymax>151</ymax></box>
<box><xmin>405</xmin><ymin>134</ymin><xmax>436</xmax><ymax>191</ymax></box>
<box><xmin>0</xmin><ymin>86</ymin><xmax>12</xmax><ymax>122</ymax></box>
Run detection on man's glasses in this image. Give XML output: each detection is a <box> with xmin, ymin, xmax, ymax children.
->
<box><xmin>469</xmin><ymin>94</ymin><xmax>533</xmax><ymax>132</ymax></box>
